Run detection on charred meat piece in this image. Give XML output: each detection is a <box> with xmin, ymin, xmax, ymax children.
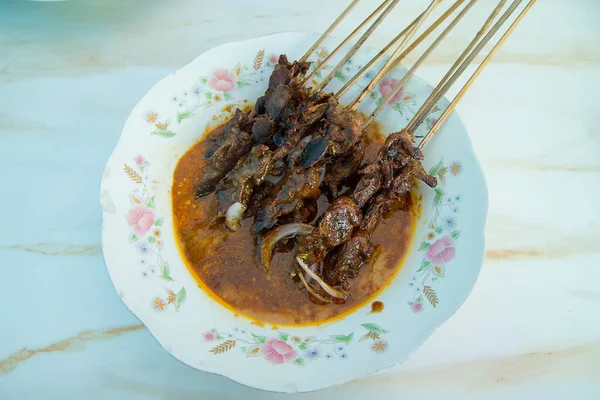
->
<box><xmin>265</xmin><ymin>84</ymin><xmax>291</xmax><ymax>119</ymax></box>
<box><xmin>271</xmin><ymin>92</ymin><xmax>333</xmax><ymax>162</ymax></box>
<box><xmin>296</xmin><ymin>196</ymin><xmax>362</xmax><ymax>266</ymax></box>
<box><xmin>324</xmin><ymin>138</ymin><xmax>366</xmax><ymax>197</ymax></box>
<box><xmin>299</xmin><ymin>107</ymin><xmax>364</xmax><ymax>168</ymax></box>
<box><xmin>325</xmin><ymin>160</ymin><xmax>438</xmax><ymax>289</ymax></box>
<box><xmin>315</xmin><ymin>196</ymin><xmax>362</xmax><ymax>249</ymax></box>
<box><xmin>210</xmin><ymin>145</ymin><xmax>273</xmax><ymax>228</ymax></box>
<box><xmin>294</xmin><ymin>132</ymin><xmax>438</xmax><ymax>293</ymax></box>
<box><xmin>278</xmin><ymin>199</ymin><xmax>319</xmax><ymax>226</ymax></box>
<box><xmin>350</xmin><ymin>169</ymin><xmax>382</xmax><ymax>208</ymax></box>
<box><xmin>328</xmin><ymin>109</ymin><xmax>364</xmax><ymax>155</ymax></box>
<box><xmin>203</xmin><ymin>109</ymin><xmax>252</xmax><ymax>159</ymax></box>
<box><xmin>195</xmin><ymin>128</ymin><xmax>252</xmax><ymax>197</ymax></box>
<box><xmin>351</xmin><ymin>129</ymin><xmax>422</xmax><ymax>207</ymax></box>
<box><xmin>324</xmin><ymin>231</ymin><xmax>381</xmax><ymax>290</ymax></box>
<box><xmin>197</xmin><ymin>54</ymin><xmax>311</xmax><ymax>199</ymax></box>
<box><xmin>243</xmin><ymin>182</ymin><xmax>274</xmax><ymax>218</ymax></box>
<box><xmin>251</xmin><ymin>116</ymin><xmax>274</xmax><ymax>144</ymax></box>
<box><xmin>252</xmin><ymin>168</ymin><xmax>322</xmax><ymax>234</ymax></box>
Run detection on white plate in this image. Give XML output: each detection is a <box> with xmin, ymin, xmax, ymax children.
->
<box><xmin>100</xmin><ymin>32</ymin><xmax>488</xmax><ymax>393</ymax></box>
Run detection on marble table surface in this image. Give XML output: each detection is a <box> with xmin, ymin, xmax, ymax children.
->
<box><xmin>1</xmin><ymin>0</ymin><xmax>599</xmax><ymax>398</ymax></box>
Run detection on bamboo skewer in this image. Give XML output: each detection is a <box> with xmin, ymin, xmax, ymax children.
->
<box><xmin>346</xmin><ymin>0</ymin><xmax>442</xmax><ymax>109</ymax></box>
<box><xmin>336</xmin><ymin>0</ymin><xmax>464</xmax><ymax>100</ymax></box>
<box><xmin>299</xmin><ymin>0</ymin><xmax>362</xmax><ymax>63</ymax></box>
<box><xmin>305</xmin><ymin>0</ymin><xmax>394</xmax><ymax>82</ymax></box>
<box><xmin>313</xmin><ymin>0</ymin><xmax>403</xmax><ymax>92</ymax></box>
<box><xmin>362</xmin><ymin>0</ymin><xmax>478</xmax><ymax>128</ymax></box>
<box><xmin>418</xmin><ymin>0</ymin><xmax>536</xmax><ymax>149</ymax></box>
<box><xmin>406</xmin><ymin>0</ymin><xmax>510</xmax><ymax>133</ymax></box>
<box><xmin>299</xmin><ymin>0</ymin><xmax>534</xmax><ymax>148</ymax></box>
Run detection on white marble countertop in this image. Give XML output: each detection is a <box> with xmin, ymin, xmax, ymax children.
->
<box><xmin>1</xmin><ymin>0</ymin><xmax>599</xmax><ymax>398</ymax></box>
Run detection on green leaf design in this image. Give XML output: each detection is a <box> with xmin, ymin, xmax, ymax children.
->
<box><xmin>252</xmin><ymin>334</ymin><xmax>267</xmax><ymax>345</ymax></box>
<box><xmin>331</xmin><ymin>333</ymin><xmax>353</xmax><ymax>344</ymax></box>
<box><xmin>334</xmin><ymin>71</ymin><xmax>347</xmax><ymax>82</ymax></box>
<box><xmin>429</xmin><ymin>160</ymin><xmax>444</xmax><ymax>176</ymax></box>
<box><xmin>236</xmin><ymin>81</ymin><xmax>250</xmax><ymax>89</ymax></box>
<box><xmin>154</xmin><ymin>217</ymin><xmax>164</xmax><ymax>227</ymax></box>
<box><xmin>129</xmin><ymin>233</ymin><xmax>138</xmax><ymax>243</ymax></box>
<box><xmin>435</xmin><ymin>227</ymin><xmax>443</xmax><ymax>234</ymax></box>
<box><xmin>451</xmin><ymin>230</ymin><xmax>461</xmax><ymax>239</ymax></box>
<box><xmin>278</xmin><ymin>332</ymin><xmax>289</xmax><ymax>342</ymax></box>
<box><xmin>223</xmin><ymin>92</ymin><xmax>234</xmax><ymax>101</ymax></box>
<box><xmin>146</xmin><ymin>197</ymin><xmax>155</xmax><ymax>208</ymax></box>
<box><xmin>361</xmin><ymin>323</ymin><xmax>389</xmax><ymax>334</ymax></box>
<box><xmin>293</xmin><ymin>357</ymin><xmax>305</xmax><ymax>366</ymax></box>
<box><xmin>240</xmin><ymin>346</ymin><xmax>247</xmax><ymax>352</ymax></box>
<box><xmin>199</xmin><ymin>77</ymin><xmax>208</xmax><ymax>84</ymax></box>
<box><xmin>433</xmin><ymin>188</ymin><xmax>445</xmax><ymax>205</ymax></box>
<box><xmin>418</xmin><ymin>242</ymin><xmax>430</xmax><ymax>251</ymax></box>
<box><xmin>216</xmin><ymin>335</ymin><xmax>224</xmax><ymax>340</ymax></box>
<box><xmin>175</xmin><ymin>287</ymin><xmax>186</xmax><ymax>311</ymax></box>
<box><xmin>315</xmin><ymin>71</ymin><xmax>322</xmax><ymax>79</ymax></box>
<box><xmin>298</xmin><ymin>342</ymin><xmax>308</xmax><ymax>351</ymax></box>
<box><xmin>161</xmin><ymin>264</ymin><xmax>174</xmax><ymax>281</ymax></box>
<box><xmin>417</xmin><ymin>259</ymin><xmax>431</xmax><ymax>272</ymax></box>
<box><xmin>375</xmin><ymin>97</ymin><xmax>383</xmax><ymax>107</ymax></box>
<box><xmin>151</xmin><ymin>130</ymin><xmax>176</xmax><ymax>138</ymax></box>
<box><xmin>177</xmin><ymin>111</ymin><xmax>195</xmax><ymax>124</ymax></box>
<box><xmin>205</xmin><ymin>92</ymin><xmax>212</xmax><ymax>99</ymax></box>
<box><xmin>147</xmin><ymin>236</ymin><xmax>156</xmax><ymax>244</ymax></box>
<box><xmin>393</xmin><ymin>103</ymin><xmax>403</xmax><ymax>112</ymax></box>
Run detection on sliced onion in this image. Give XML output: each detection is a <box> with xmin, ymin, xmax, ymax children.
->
<box><xmin>296</xmin><ymin>256</ymin><xmax>347</xmax><ymax>300</ymax></box>
<box><xmin>225</xmin><ymin>202</ymin><xmax>246</xmax><ymax>231</ymax></box>
<box><xmin>298</xmin><ymin>272</ymin><xmax>330</xmax><ymax>303</ymax></box>
<box><xmin>305</xmin><ymin>261</ymin><xmax>322</xmax><ymax>284</ymax></box>
<box><xmin>259</xmin><ymin>223</ymin><xmax>314</xmax><ymax>270</ymax></box>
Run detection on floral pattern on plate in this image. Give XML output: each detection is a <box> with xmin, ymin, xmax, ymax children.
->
<box><xmin>408</xmin><ymin>158</ymin><xmax>463</xmax><ymax>312</ymax></box>
<box><xmin>102</xmin><ymin>32</ymin><xmax>488</xmax><ymax>392</ymax></box>
<box><xmin>123</xmin><ymin>155</ymin><xmax>187</xmax><ymax>311</ymax></box>
<box><xmin>204</xmin><ymin>323</ymin><xmax>390</xmax><ymax>365</ymax></box>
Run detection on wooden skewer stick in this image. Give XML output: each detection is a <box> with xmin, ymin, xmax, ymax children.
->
<box><xmin>408</xmin><ymin>0</ymin><xmax>510</xmax><ymax>133</ymax></box>
<box><xmin>418</xmin><ymin>0</ymin><xmax>536</xmax><ymax>149</ymax></box>
<box><xmin>333</xmin><ymin>10</ymin><xmax>424</xmax><ymax>98</ymax></box>
<box><xmin>362</xmin><ymin>0</ymin><xmax>478</xmax><ymax>128</ymax></box>
<box><xmin>408</xmin><ymin>0</ymin><xmax>523</xmax><ymax>136</ymax></box>
<box><xmin>313</xmin><ymin>0</ymin><xmax>403</xmax><ymax>92</ymax></box>
<box><xmin>336</xmin><ymin>0</ymin><xmax>465</xmax><ymax>100</ymax></box>
<box><xmin>305</xmin><ymin>0</ymin><xmax>394</xmax><ymax>82</ymax></box>
<box><xmin>346</xmin><ymin>0</ymin><xmax>443</xmax><ymax>110</ymax></box>
<box><xmin>299</xmin><ymin>0</ymin><xmax>362</xmax><ymax>63</ymax></box>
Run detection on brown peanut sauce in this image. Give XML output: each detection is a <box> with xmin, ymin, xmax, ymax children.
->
<box><xmin>173</xmin><ymin>113</ymin><xmax>416</xmax><ymax>326</ymax></box>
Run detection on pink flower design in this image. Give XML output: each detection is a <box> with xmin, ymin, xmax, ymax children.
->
<box><xmin>260</xmin><ymin>338</ymin><xmax>297</xmax><ymax>364</ymax></box>
<box><xmin>208</xmin><ymin>68</ymin><xmax>237</xmax><ymax>92</ymax></box>
<box><xmin>379</xmin><ymin>78</ymin><xmax>404</xmax><ymax>105</ymax></box>
<box><xmin>134</xmin><ymin>155</ymin><xmax>147</xmax><ymax>166</ymax></box>
<box><xmin>425</xmin><ymin>235</ymin><xmax>456</xmax><ymax>265</ymax></box>
<box><xmin>127</xmin><ymin>205</ymin><xmax>155</xmax><ymax>236</ymax></box>
<box><xmin>268</xmin><ymin>54</ymin><xmax>279</xmax><ymax>66</ymax></box>
<box><xmin>411</xmin><ymin>301</ymin><xmax>424</xmax><ymax>313</ymax></box>
<box><xmin>203</xmin><ymin>331</ymin><xmax>216</xmax><ymax>342</ymax></box>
